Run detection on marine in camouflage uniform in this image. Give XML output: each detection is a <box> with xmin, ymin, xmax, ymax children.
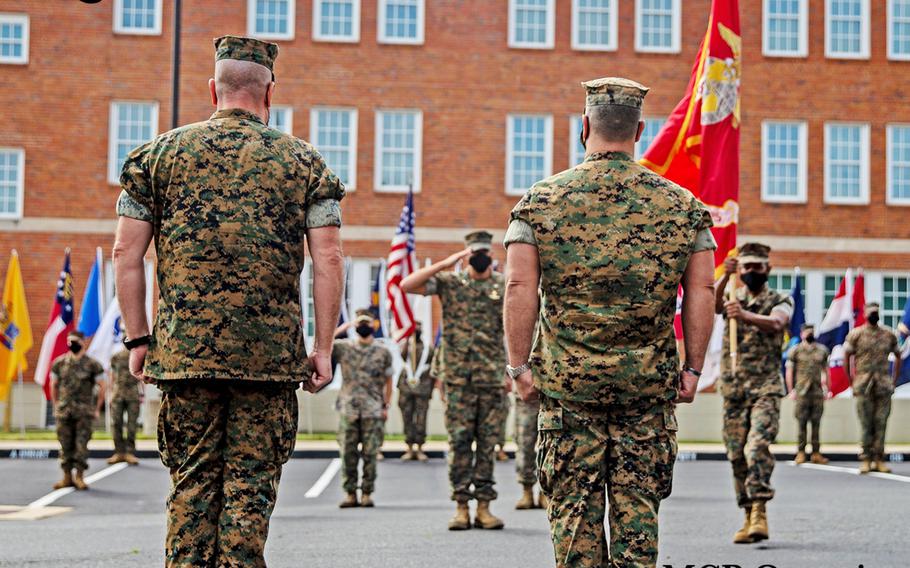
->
<box><xmin>108</xmin><ymin>348</ymin><xmax>143</xmax><ymax>465</ymax></box>
<box><xmin>716</xmin><ymin>242</ymin><xmax>793</xmax><ymax>544</ymax></box>
<box><xmin>402</xmin><ymin>230</ymin><xmax>507</xmax><ymax>531</ymax></box>
<box><xmin>844</xmin><ymin>302</ymin><xmax>902</xmax><ymax>474</ymax></box>
<box><xmin>504</xmin><ymin>78</ymin><xmax>717</xmax><ymax>567</ymax></box>
<box><xmin>335</xmin><ymin>309</ymin><xmax>393</xmax><ymax>507</ymax></box>
<box><xmin>397</xmin><ymin>325</ymin><xmax>435</xmax><ymax>461</ymax></box>
<box><xmin>784</xmin><ymin>324</ymin><xmax>829</xmax><ymax>463</ymax></box>
<box><xmin>50</xmin><ymin>331</ymin><xmax>105</xmax><ymax>490</ymax></box>
<box><xmin>115</xmin><ymin>36</ymin><xmax>345</xmax><ymax>568</ymax></box>
<box><xmin>494</xmin><ymin>390</ymin><xmax>511</xmax><ymax>461</ymax></box>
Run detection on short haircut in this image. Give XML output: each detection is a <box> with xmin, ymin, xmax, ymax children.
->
<box><xmin>214</xmin><ymin>59</ymin><xmax>272</xmax><ymax>100</ymax></box>
<box><xmin>587</xmin><ymin>104</ymin><xmax>642</xmax><ymax>143</ymax></box>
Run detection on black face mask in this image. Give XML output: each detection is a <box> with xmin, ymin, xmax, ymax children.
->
<box><xmin>68</xmin><ymin>341</ymin><xmax>83</xmax><ymax>354</ymax></box>
<box><xmin>740</xmin><ymin>271</ymin><xmax>768</xmax><ymax>292</ymax></box>
<box><xmin>804</xmin><ymin>334</ymin><xmax>815</xmax><ymax>343</ymax></box>
<box><xmin>355</xmin><ymin>324</ymin><xmax>374</xmax><ymax>338</ymax></box>
<box><xmin>868</xmin><ymin>312</ymin><xmax>880</xmax><ymax>325</ymax></box>
<box><xmin>469</xmin><ymin>253</ymin><xmax>492</xmax><ymax>273</ymax></box>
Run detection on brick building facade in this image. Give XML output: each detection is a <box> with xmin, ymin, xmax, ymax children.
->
<box><xmin>1</xmin><ymin>0</ymin><xmax>909</xmax><ymax>377</ymax></box>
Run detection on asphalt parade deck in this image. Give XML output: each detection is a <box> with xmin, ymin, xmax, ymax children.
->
<box><xmin>0</xmin><ymin>450</ymin><xmax>907</xmax><ymax>567</ymax></box>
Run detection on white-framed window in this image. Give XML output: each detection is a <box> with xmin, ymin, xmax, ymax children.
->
<box><xmin>509</xmin><ymin>0</ymin><xmax>556</xmax><ymax>49</ymax></box>
<box><xmin>882</xmin><ymin>275</ymin><xmax>910</xmax><ymax>330</ymax></box>
<box><xmin>0</xmin><ymin>148</ymin><xmax>24</xmax><ymax>220</ymax></box>
<box><xmin>889</xmin><ymin>0</ymin><xmax>910</xmax><ymax>60</ymax></box>
<box><xmin>825</xmin><ymin>0</ymin><xmax>869</xmax><ymax>59</ymax></box>
<box><xmin>311</xmin><ymin>108</ymin><xmax>358</xmax><ymax>189</ymax></box>
<box><xmin>114</xmin><ymin>0</ymin><xmax>162</xmax><ymax>35</ymax></box>
<box><xmin>247</xmin><ymin>0</ymin><xmax>296</xmax><ymax>40</ymax></box>
<box><xmin>635</xmin><ymin>0</ymin><xmax>681</xmax><ymax>53</ymax></box>
<box><xmin>763</xmin><ymin>0</ymin><xmax>808</xmax><ymax>57</ymax></box>
<box><xmin>888</xmin><ymin>124</ymin><xmax>910</xmax><ymax>205</ymax></box>
<box><xmin>571</xmin><ymin>0</ymin><xmax>617</xmax><ymax>51</ymax></box>
<box><xmin>823</xmin><ymin>273</ymin><xmax>844</xmax><ymax>310</ymax></box>
<box><xmin>375</xmin><ymin>110</ymin><xmax>422</xmax><ymax>192</ymax></box>
<box><xmin>108</xmin><ymin>102</ymin><xmax>159</xmax><ymax>185</ymax></box>
<box><xmin>0</xmin><ymin>14</ymin><xmax>29</xmax><ymax>65</ymax></box>
<box><xmin>824</xmin><ymin>123</ymin><xmax>869</xmax><ymax>205</ymax></box>
<box><xmin>506</xmin><ymin>114</ymin><xmax>553</xmax><ymax>195</ymax></box>
<box><xmin>569</xmin><ymin>116</ymin><xmax>585</xmax><ymax>167</ymax></box>
<box><xmin>313</xmin><ymin>0</ymin><xmax>360</xmax><ymax>42</ymax></box>
<box><xmin>768</xmin><ymin>272</ymin><xmax>806</xmax><ymax>306</ymax></box>
<box><xmin>377</xmin><ymin>0</ymin><xmax>424</xmax><ymax>45</ymax></box>
<box><xmin>634</xmin><ymin>117</ymin><xmax>666</xmax><ymax>160</ymax></box>
<box><xmin>761</xmin><ymin>121</ymin><xmax>808</xmax><ymax>203</ymax></box>
<box><xmin>268</xmin><ymin>105</ymin><xmax>293</xmax><ymax>134</ymax></box>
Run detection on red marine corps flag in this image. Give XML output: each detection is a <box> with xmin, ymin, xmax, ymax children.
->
<box><xmin>641</xmin><ymin>0</ymin><xmax>741</xmax><ymax>274</ymax></box>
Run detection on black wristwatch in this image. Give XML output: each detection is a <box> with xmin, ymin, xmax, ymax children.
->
<box><xmin>123</xmin><ymin>335</ymin><xmax>152</xmax><ymax>350</ymax></box>
<box><xmin>683</xmin><ymin>366</ymin><xmax>702</xmax><ymax>377</ymax></box>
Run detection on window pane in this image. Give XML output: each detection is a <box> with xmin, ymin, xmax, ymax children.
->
<box><xmin>510</xmin><ymin>116</ymin><xmax>548</xmax><ymax>191</ymax></box>
<box><xmin>384</xmin><ymin>0</ymin><xmax>419</xmax><ymax>40</ymax></box>
<box><xmin>634</xmin><ymin>117</ymin><xmax>666</xmax><ymax>160</ymax></box>
<box><xmin>576</xmin><ymin>0</ymin><xmax>613</xmax><ymax>48</ymax></box>
<box><xmin>890</xmin><ymin>126</ymin><xmax>910</xmax><ymax>201</ymax></box>
<box><xmin>639</xmin><ymin>0</ymin><xmax>675</xmax><ymax>49</ymax></box>
<box><xmin>379</xmin><ymin>111</ymin><xmax>418</xmax><ymax>188</ymax></box>
<box><xmin>514</xmin><ymin>0</ymin><xmax>551</xmax><ymax>45</ymax></box>
<box><xmin>313</xmin><ymin>109</ymin><xmax>355</xmax><ymax>186</ymax></box>
<box><xmin>111</xmin><ymin>103</ymin><xmax>156</xmax><ymax>182</ymax></box>
<box><xmin>255</xmin><ymin>0</ymin><xmax>291</xmax><ymax>35</ymax></box>
<box><xmin>829</xmin><ymin>0</ymin><xmax>865</xmax><ymax>55</ymax></box>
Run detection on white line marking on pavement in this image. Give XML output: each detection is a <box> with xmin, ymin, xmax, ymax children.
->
<box><xmin>788</xmin><ymin>461</ymin><xmax>910</xmax><ymax>483</ymax></box>
<box><xmin>305</xmin><ymin>458</ymin><xmax>341</xmax><ymax>499</ymax></box>
<box><xmin>26</xmin><ymin>463</ymin><xmax>130</xmax><ymax>509</ymax></box>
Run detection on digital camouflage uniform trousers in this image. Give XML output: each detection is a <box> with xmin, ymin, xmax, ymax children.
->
<box><xmin>56</xmin><ymin>415</ymin><xmax>93</xmax><ymax>472</ymax></box>
<box><xmin>157</xmin><ymin>380</ymin><xmax>298</xmax><ymax>568</ymax></box>
<box><xmin>515</xmin><ymin>398</ymin><xmax>539</xmax><ymax>485</ymax></box>
<box><xmin>722</xmin><ymin>395</ymin><xmax>780</xmax><ymax>508</ymax></box>
<box><xmin>111</xmin><ymin>350</ymin><xmax>141</xmax><ymax>455</ymax></box>
<box><xmin>795</xmin><ymin>396</ymin><xmax>823</xmax><ymax>454</ymax></box>
<box><xmin>536</xmin><ymin>396</ymin><xmax>678</xmax><ymax>567</ymax></box>
<box><xmin>398</xmin><ymin>392</ymin><xmax>431</xmax><ymax>446</ymax></box>
<box><xmin>495</xmin><ymin>392</ymin><xmax>512</xmax><ymax>448</ymax></box>
<box><xmin>339</xmin><ymin>415</ymin><xmax>384</xmax><ymax>494</ymax></box>
<box><xmin>445</xmin><ymin>382</ymin><xmax>504</xmax><ymax>502</ymax></box>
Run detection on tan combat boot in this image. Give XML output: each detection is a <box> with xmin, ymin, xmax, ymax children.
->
<box><xmin>794</xmin><ymin>451</ymin><xmax>807</xmax><ymax>464</ymax></box>
<box><xmin>339</xmin><ymin>493</ymin><xmax>359</xmax><ymax>508</ymax></box>
<box><xmin>495</xmin><ymin>447</ymin><xmax>509</xmax><ymax>462</ymax></box>
<box><xmin>733</xmin><ymin>507</ymin><xmax>753</xmax><ymax>544</ymax></box>
<box><xmin>415</xmin><ymin>446</ymin><xmax>429</xmax><ymax>462</ymax></box>
<box><xmin>448</xmin><ymin>501</ymin><xmax>471</xmax><ymax>531</ymax></box>
<box><xmin>400</xmin><ymin>446</ymin><xmax>415</xmax><ymax>461</ymax></box>
<box><xmin>124</xmin><ymin>453</ymin><xmax>140</xmax><ymax>465</ymax></box>
<box><xmin>53</xmin><ymin>468</ymin><xmax>74</xmax><ymax>490</ymax></box>
<box><xmin>106</xmin><ymin>453</ymin><xmax>126</xmax><ymax>465</ymax></box>
<box><xmin>474</xmin><ymin>501</ymin><xmax>505</xmax><ymax>530</ymax></box>
<box><xmin>72</xmin><ymin>469</ymin><xmax>89</xmax><ymax>491</ymax></box>
<box><xmin>874</xmin><ymin>460</ymin><xmax>892</xmax><ymax>474</ymax></box>
<box><xmin>361</xmin><ymin>493</ymin><xmax>375</xmax><ymax>508</ymax></box>
<box><xmin>748</xmin><ymin>501</ymin><xmax>769</xmax><ymax>542</ymax></box>
<box><xmin>376</xmin><ymin>451</ymin><xmax>385</xmax><ymax>462</ymax></box>
<box><xmin>809</xmin><ymin>452</ymin><xmax>829</xmax><ymax>465</ymax></box>
<box><xmin>536</xmin><ymin>492</ymin><xmax>549</xmax><ymax>510</ymax></box>
<box><xmin>859</xmin><ymin>459</ymin><xmax>873</xmax><ymax>474</ymax></box>
<box><xmin>515</xmin><ymin>484</ymin><xmax>535</xmax><ymax>510</ymax></box>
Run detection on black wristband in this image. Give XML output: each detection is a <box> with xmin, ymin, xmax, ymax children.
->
<box><xmin>123</xmin><ymin>335</ymin><xmax>152</xmax><ymax>350</ymax></box>
<box><xmin>683</xmin><ymin>366</ymin><xmax>702</xmax><ymax>377</ymax></box>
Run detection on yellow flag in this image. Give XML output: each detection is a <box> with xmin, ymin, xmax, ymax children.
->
<box><xmin>0</xmin><ymin>251</ymin><xmax>33</xmax><ymax>402</ymax></box>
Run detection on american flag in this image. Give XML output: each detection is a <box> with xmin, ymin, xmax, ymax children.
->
<box><xmin>32</xmin><ymin>250</ymin><xmax>76</xmax><ymax>400</ymax></box>
<box><xmin>386</xmin><ymin>190</ymin><xmax>417</xmax><ymax>342</ymax></box>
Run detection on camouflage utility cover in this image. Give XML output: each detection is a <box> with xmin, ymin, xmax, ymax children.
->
<box><xmin>334</xmin><ymin>340</ymin><xmax>393</xmax><ymax>420</ymax></box>
<box><xmin>424</xmin><ymin>271</ymin><xmax>505</xmax><ymax>388</ymax></box>
<box><xmin>117</xmin><ymin>108</ymin><xmax>345</xmax><ymax>382</ymax></box>
<box><xmin>51</xmin><ymin>353</ymin><xmax>104</xmax><ymax>418</ymax></box>
<box><xmin>507</xmin><ymin>151</ymin><xmax>713</xmax><ymax>406</ymax></box>
<box><xmin>214</xmin><ymin>35</ymin><xmax>278</xmax><ymax>74</ymax></box>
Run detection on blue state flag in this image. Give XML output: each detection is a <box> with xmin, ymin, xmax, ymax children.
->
<box><xmin>781</xmin><ymin>273</ymin><xmax>805</xmax><ymax>388</ymax></box>
<box><xmin>77</xmin><ymin>249</ymin><xmax>105</xmax><ymax>337</ymax></box>
<box><xmin>897</xmin><ymin>296</ymin><xmax>910</xmax><ymax>388</ymax></box>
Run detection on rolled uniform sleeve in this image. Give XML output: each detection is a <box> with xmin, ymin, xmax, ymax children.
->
<box><xmin>771</xmin><ymin>295</ymin><xmax>795</xmax><ymax>320</ymax></box>
<box><xmin>503</xmin><ymin>219</ymin><xmax>537</xmax><ymax>248</ymax></box>
<box><xmin>693</xmin><ymin>228</ymin><xmax>717</xmax><ymax>253</ymax></box>
<box><xmin>306</xmin><ymin>150</ymin><xmax>346</xmax><ymax>228</ymax></box>
<box><xmin>843</xmin><ymin>329</ymin><xmax>858</xmax><ymax>355</ymax></box>
<box><xmin>117</xmin><ymin>142</ymin><xmax>155</xmax><ymax>222</ymax></box>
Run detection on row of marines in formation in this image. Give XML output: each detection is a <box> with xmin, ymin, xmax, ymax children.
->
<box><xmin>93</xmin><ymin>34</ymin><xmax>905</xmax><ymax>567</ymax></box>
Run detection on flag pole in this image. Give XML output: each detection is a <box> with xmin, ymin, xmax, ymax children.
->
<box><xmin>727</xmin><ymin>267</ymin><xmax>739</xmax><ymax>374</ymax></box>
<box><xmin>17</xmin><ymin>364</ymin><xmax>24</xmax><ymax>436</ymax></box>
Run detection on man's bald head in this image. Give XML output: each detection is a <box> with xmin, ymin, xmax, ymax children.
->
<box><xmin>214</xmin><ymin>59</ymin><xmax>272</xmax><ymax>101</ymax></box>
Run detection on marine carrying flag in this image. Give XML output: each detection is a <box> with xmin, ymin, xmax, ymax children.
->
<box><xmin>33</xmin><ymin>251</ymin><xmax>76</xmax><ymax>400</ymax></box>
<box><xmin>640</xmin><ymin>0</ymin><xmax>741</xmax><ymax>273</ymax></box>
<box><xmin>0</xmin><ymin>251</ymin><xmax>33</xmax><ymax>402</ymax></box>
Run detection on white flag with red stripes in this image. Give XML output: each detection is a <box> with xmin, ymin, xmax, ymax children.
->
<box><xmin>385</xmin><ymin>190</ymin><xmax>417</xmax><ymax>343</ymax></box>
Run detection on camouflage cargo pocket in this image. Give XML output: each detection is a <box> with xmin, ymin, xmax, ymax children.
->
<box><xmin>271</xmin><ymin>388</ymin><xmax>299</xmax><ymax>465</ymax></box>
<box><xmin>535</xmin><ymin>402</ymin><xmax>563</xmax><ymax>496</ymax></box>
<box><xmin>156</xmin><ymin>391</ymin><xmax>181</xmax><ymax>469</ymax></box>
